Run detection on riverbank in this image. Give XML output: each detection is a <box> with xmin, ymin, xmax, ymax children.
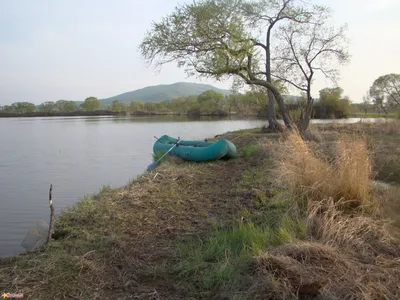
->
<box><xmin>350</xmin><ymin>112</ymin><xmax>398</xmax><ymax>118</ymax></box>
<box><xmin>1</xmin><ymin>121</ymin><xmax>399</xmax><ymax>299</ymax></box>
<box><xmin>0</xmin><ymin>111</ymin><xmax>230</xmax><ymax>118</ymax></box>
<box><xmin>2</xmin><ymin>110</ymin><xmax>398</xmax><ymax>119</ymax></box>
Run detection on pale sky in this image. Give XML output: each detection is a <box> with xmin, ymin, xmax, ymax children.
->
<box><xmin>0</xmin><ymin>0</ymin><xmax>399</xmax><ymax>105</ymax></box>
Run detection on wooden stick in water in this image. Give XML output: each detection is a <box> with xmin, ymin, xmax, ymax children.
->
<box><xmin>46</xmin><ymin>184</ymin><xmax>55</xmax><ymax>244</ymax></box>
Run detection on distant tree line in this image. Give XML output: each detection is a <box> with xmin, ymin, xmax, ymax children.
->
<box><xmin>0</xmin><ymin>87</ymin><xmax>364</xmax><ymax>119</ymax></box>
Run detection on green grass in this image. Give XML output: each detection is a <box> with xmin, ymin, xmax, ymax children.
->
<box><xmin>175</xmin><ymin>217</ymin><xmax>305</xmax><ymax>298</ymax></box>
<box><xmin>170</xmin><ymin>151</ymin><xmax>306</xmax><ymax>298</ymax></box>
<box><xmin>237</xmin><ymin>159</ymin><xmax>272</xmax><ymax>188</ymax></box>
<box><xmin>241</xmin><ymin>143</ymin><xmax>260</xmax><ymax>158</ymax></box>
<box><xmin>152</xmin><ymin>150</ymin><xmax>167</xmax><ymax>162</ymax></box>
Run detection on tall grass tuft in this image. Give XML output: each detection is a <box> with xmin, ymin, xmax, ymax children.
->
<box><xmin>335</xmin><ymin>138</ymin><xmax>371</xmax><ymax>205</ymax></box>
<box><xmin>277</xmin><ymin>130</ymin><xmax>373</xmax><ymax>210</ymax></box>
<box><xmin>276</xmin><ymin>131</ymin><xmax>334</xmax><ymax>209</ymax></box>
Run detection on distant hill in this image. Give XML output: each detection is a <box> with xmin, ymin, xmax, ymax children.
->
<box><xmin>100</xmin><ymin>82</ymin><xmax>231</xmax><ymax>104</ymax></box>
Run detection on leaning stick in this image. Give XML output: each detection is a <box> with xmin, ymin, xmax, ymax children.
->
<box><xmin>46</xmin><ymin>184</ymin><xmax>55</xmax><ymax>244</ymax></box>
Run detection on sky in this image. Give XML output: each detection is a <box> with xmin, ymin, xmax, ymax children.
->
<box><xmin>0</xmin><ymin>0</ymin><xmax>399</xmax><ymax>105</ymax></box>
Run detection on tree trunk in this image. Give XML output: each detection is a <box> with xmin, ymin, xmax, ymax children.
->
<box><xmin>265</xmin><ymin>28</ymin><xmax>279</xmax><ymax>130</ymax></box>
<box><xmin>267</xmin><ymin>90</ymin><xmax>278</xmax><ymax>128</ymax></box>
<box><xmin>272</xmin><ymin>90</ymin><xmax>293</xmax><ymax>129</ymax></box>
<box><xmin>244</xmin><ymin>78</ymin><xmax>293</xmax><ymax>129</ymax></box>
<box><xmin>297</xmin><ymin>88</ymin><xmax>313</xmax><ymax>133</ymax></box>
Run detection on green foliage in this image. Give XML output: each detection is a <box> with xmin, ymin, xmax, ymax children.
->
<box><xmin>241</xmin><ymin>143</ymin><xmax>260</xmax><ymax>158</ymax></box>
<box><xmin>317</xmin><ymin>87</ymin><xmax>351</xmax><ymax>118</ymax></box>
<box><xmin>38</xmin><ymin>101</ymin><xmax>56</xmax><ymax>113</ymax></box>
<box><xmin>55</xmin><ymin>100</ymin><xmax>77</xmax><ymax>112</ymax></box>
<box><xmin>1</xmin><ymin>105</ymin><xmax>15</xmax><ymax>114</ymax></box>
<box><xmin>1</xmin><ymin>85</ymin><xmax>362</xmax><ymax>120</ymax></box>
<box><xmin>1</xmin><ymin>102</ymin><xmax>36</xmax><ymax>114</ymax></box>
<box><xmin>111</xmin><ymin>100</ymin><xmax>123</xmax><ymax>113</ymax></box>
<box><xmin>129</xmin><ymin>101</ymin><xmax>144</xmax><ymax>112</ymax></box>
<box><xmin>140</xmin><ymin>0</ymin><xmax>252</xmax><ymax>79</ymax></box>
<box><xmin>197</xmin><ymin>90</ymin><xmax>226</xmax><ymax>114</ymax></box>
<box><xmin>370</xmin><ymin>74</ymin><xmax>400</xmax><ymax>108</ymax></box>
<box><xmin>81</xmin><ymin>97</ymin><xmax>100</xmax><ymax>112</ymax></box>
<box><xmin>138</xmin><ymin>0</ymin><xmax>305</xmax><ymax>127</ymax></box>
<box><xmin>225</xmin><ymin>90</ymin><xmax>270</xmax><ymax>116</ymax></box>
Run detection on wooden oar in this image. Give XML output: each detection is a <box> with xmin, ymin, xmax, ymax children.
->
<box><xmin>147</xmin><ymin>137</ymin><xmax>181</xmax><ymax>171</ymax></box>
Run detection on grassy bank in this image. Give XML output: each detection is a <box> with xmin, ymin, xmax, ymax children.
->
<box><xmin>1</xmin><ymin>121</ymin><xmax>400</xmax><ymax>299</ymax></box>
<box><xmin>349</xmin><ymin>112</ymin><xmax>398</xmax><ymax>118</ymax></box>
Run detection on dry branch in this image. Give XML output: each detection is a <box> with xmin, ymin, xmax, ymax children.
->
<box><xmin>46</xmin><ymin>184</ymin><xmax>55</xmax><ymax>244</ymax></box>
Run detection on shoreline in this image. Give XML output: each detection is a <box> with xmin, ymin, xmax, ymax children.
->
<box><xmin>0</xmin><ymin>111</ymin><xmax>231</xmax><ymax>118</ymax></box>
<box><xmin>1</xmin><ymin>110</ymin><xmax>396</xmax><ymax>119</ymax></box>
<box><xmin>0</xmin><ymin>122</ymin><xmax>399</xmax><ymax>299</ymax></box>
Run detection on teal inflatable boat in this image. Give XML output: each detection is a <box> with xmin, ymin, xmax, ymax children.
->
<box><xmin>153</xmin><ymin>135</ymin><xmax>237</xmax><ymax>162</ymax></box>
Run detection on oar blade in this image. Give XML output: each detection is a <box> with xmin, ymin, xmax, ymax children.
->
<box><xmin>147</xmin><ymin>136</ymin><xmax>181</xmax><ymax>171</ymax></box>
<box><xmin>147</xmin><ymin>161</ymin><xmax>158</xmax><ymax>171</ymax></box>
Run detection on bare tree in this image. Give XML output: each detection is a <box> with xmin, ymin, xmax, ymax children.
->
<box><xmin>273</xmin><ymin>7</ymin><xmax>349</xmax><ymax>132</ymax></box>
<box><xmin>240</xmin><ymin>0</ymin><xmax>312</xmax><ymax>130</ymax></box>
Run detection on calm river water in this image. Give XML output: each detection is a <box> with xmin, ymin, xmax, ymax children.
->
<box><xmin>0</xmin><ymin>116</ymin><xmax>386</xmax><ymax>257</ymax></box>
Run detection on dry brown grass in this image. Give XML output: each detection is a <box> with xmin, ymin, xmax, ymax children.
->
<box><xmin>257</xmin><ymin>128</ymin><xmax>400</xmax><ymax>300</ymax></box>
<box><xmin>253</xmin><ymin>241</ymin><xmax>400</xmax><ymax>300</ymax></box>
<box><xmin>335</xmin><ymin>137</ymin><xmax>371</xmax><ymax>204</ymax></box>
<box><xmin>316</xmin><ymin>119</ymin><xmax>400</xmax><ymax>136</ymax></box>
<box><xmin>306</xmin><ymin>199</ymin><xmax>399</xmax><ymax>257</ymax></box>
<box><xmin>373</xmin><ymin>119</ymin><xmax>400</xmax><ymax>135</ymax></box>
<box><xmin>277</xmin><ymin>130</ymin><xmax>373</xmax><ymax>210</ymax></box>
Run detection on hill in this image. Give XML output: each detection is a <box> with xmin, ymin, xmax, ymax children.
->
<box><xmin>100</xmin><ymin>82</ymin><xmax>231</xmax><ymax>104</ymax></box>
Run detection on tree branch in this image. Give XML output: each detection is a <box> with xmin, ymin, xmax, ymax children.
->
<box><xmin>272</xmin><ymin>74</ymin><xmax>308</xmax><ymax>92</ymax></box>
<box><xmin>286</xmin><ymin>29</ymin><xmax>308</xmax><ymax>79</ymax></box>
<box><xmin>254</xmin><ymin>41</ymin><xmax>268</xmax><ymax>51</ymax></box>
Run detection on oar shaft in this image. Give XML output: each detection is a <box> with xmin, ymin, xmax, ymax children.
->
<box><xmin>147</xmin><ymin>137</ymin><xmax>182</xmax><ymax>171</ymax></box>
